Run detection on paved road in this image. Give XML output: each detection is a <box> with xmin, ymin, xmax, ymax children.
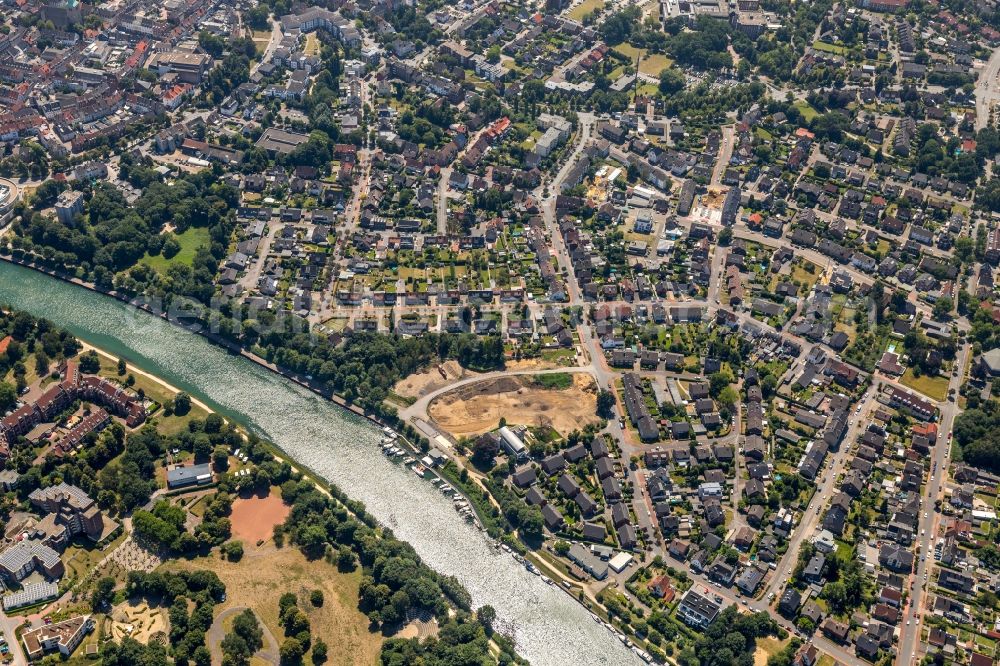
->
<box><xmin>710</xmin><ymin>125</ymin><xmax>735</xmax><ymax>188</ymax></box>
<box><xmin>240</xmin><ymin>221</ymin><xmax>279</xmax><ymax>294</ymax></box>
<box><xmin>760</xmin><ymin>386</ymin><xmax>879</xmax><ymax>605</ymax></box>
<box><xmin>536</xmin><ymin>112</ymin><xmax>595</xmax><ymax>306</ymax></box>
<box><xmin>896</xmin><ymin>339</ymin><xmax>972</xmax><ymax>664</ymax></box>
<box><xmin>252</xmin><ymin>19</ymin><xmax>283</xmax><ymax>77</ymax></box>
<box><xmin>975</xmin><ymin>45</ymin><xmax>1000</xmax><ymax>130</ymax></box>
<box><xmin>437</xmin><ymin>167</ymin><xmax>453</xmax><ymax>235</ymax></box>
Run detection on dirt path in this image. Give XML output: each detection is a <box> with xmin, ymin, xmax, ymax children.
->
<box><xmin>81</xmin><ymin>342</ymin><xmax>213</xmax><ymax>414</ymax></box>
<box><xmin>207</xmin><ymin>606</ymin><xmax>280</xmax><ymax>666</ymax></box>
<box><xmin>167</xmin><ymin>544</ymin><xmax>383</xmax><ymax>666</ymax></box>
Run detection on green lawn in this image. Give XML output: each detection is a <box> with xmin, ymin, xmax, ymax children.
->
<box><xmin>812</xmin><ymin>40</ymin><xmax>848</xmax><ymax>55</ymax></box>
<box><xmin>754</xmin><ymin>636</ymin><xmax>790</xmax><ymax>666</ymax></box>
<box><xmin>541</xmin><ymin>348</ymin><xmax>577</xmax><ymax>365</ymax></box>
<box><xmin>638</xmin><ymin>53</ymin><xmax>673</xmax><ymax>77</ymax></box>
<box><xmin>533</xmin><ymin>373</ymin><xmax>573</xmax><ymax>390</ymax></box>
<box><xmin>567</xmin><ymin>0</ymin><xmax>604</xmax><ymax>21</ymax></box>
<box><xmin>615</xmin><ymin>43</ymin><xmax>642</xmax><ymax>61</ymax></box>
<box><xmin>64</xmin><ymin>533</ymin><xmax>126</xmax><ymax>582</ymax></box>
<box><xmin>899</xmin><ymin>368</ymin><xmax>949</xmax><ymax>402</ymax></box>
<box><xmin>4</xmin><ymin>352</ymin><xmax>44</xmax><ymax>387</ymax></box>
<box><xmin>794</xmin><ymin>100</ymin><xmax>819</xmax><ymax>122</ymax></box>
<box><xmin>636</xmin><ymin>82</ymin><xmax>660</xmax><ymax>97</ymax></box>
<box><xmin>789</xmin><ymin>260</ymin><xmax>821</xmax><ymax>291</ymax></box>
<box><xmin>304</xmin><ymin>32</ymin><xmax>320</xmax><ymax>56</ymax></box>
<box><xmin>614</xmin><ymin>44</ymin><xmax>674</xmax><ymax>77</ymax></box>
<box><xmin>141</xmin><ymin>226</ymin><xmax>211</xmax><ymax>274</ymax></box>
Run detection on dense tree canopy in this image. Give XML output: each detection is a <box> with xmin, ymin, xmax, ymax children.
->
<box><xmin>954</xmin><ymin>402</ymin><xmax>1000</xmax><ymax>472</ymax></box>
<box><xmin>14</xmin><ymin>170</ymin><xmax>238</xmax><ymax>298</ymax></box>
<box><xmin>260</xmin><ymin>331</ymin><xmax>503</xmax><ymax>414</ymax></box>
<box><xmin>274</xmin><ymin>469</ymin><xmax>524</xmax><ymax>665</ymax></box>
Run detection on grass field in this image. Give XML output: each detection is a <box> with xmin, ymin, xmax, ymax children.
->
<box><xmin>567</xmin><ymin>0</ymin><xmax>603</xmax><ymax>21</ymax></box>
<box><xmin>636</xmin><ymin>82</ymin><xmax>660</xmax><ymax>97</ymax></box>
<box><xmin>900</xmin><ymin>368</ymin><xmax>949</xmax><ymax>401</ymax></box>
<box><xmin>320</xmin><ymin>317</ymin><xmax>350</xmax><ymax>332</ymax></box>
<box><xmin>141</xmin><ymin>226</ymin><xmax>211</xmax><ymax>274</ymax></box>
<box><xmin>753</xmin><ymin>635</ymin><xmax>789</xmax><ymax>666</ymax></box>
<box><xmin>794</xmin><ymin>100</ymin><xmax>819</xmax><ymax>122</ymax></box>
<box><xmin>166</xmin><ymin>546</ymin><xmax>383</xmax><ymax>666</ymax></box>
<box><xmin>186</xmin><ymin>494</ymin><xmax>208</xmax><ymax>518</ymax></box>
<box><xmin>540</xmin><ymin>348</ymin><xmax>578</xmax><ymax>366</ymax></box>
<box><xmin>533</xmin><ymin>373</ymin><xmax>574</xmax><ymax>390</ymax></box>
<box><xmin>4</xmin><ymin>352</ymin><xmax>44</xmax><ymax>387</ymax></box>
<box><xmin>638</xmin><ymin>53</ymin><xmax>672</xmax><ymax>77</ymax></box>
<box><xmin>96</xmin><ymin>354</ymin><xmax>209</xmax><ymax>434</ymax></box>
<box><xmin>252</xmin><ymin>30</ymin><xmax>271</xmax><ymax>52</ymax></box>
<box><xmin>64</xmin><ymin>533</ymin><xmax>126</xmax><ymax>582</ymax></box>
<box><xmin>787</xmin><ymin>259</ymin><xmax>821</xmax><ymax>293</ymax></box>
<box><xmin>614</xmin><ymin>44</ymin><xmax>674</xmax><ymax>77</ymax></box>
<box><xmin>304</xmin><ymin>32</ymin><xmax>320</xmax><ymax>56</ymax></box>
<box><xmin>812</xmin><ymin>40</ymin><xmax>848</xmax><ymax>55</ymax></box>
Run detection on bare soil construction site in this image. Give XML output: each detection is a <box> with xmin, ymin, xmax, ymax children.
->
<box><xmin>393</xmin><ymin>360</ymin><xmax>474</xmax><ymax>400</ymax></box>
<box><xmin>428</xmin><ymin>373</ymin><xmax>599</xmax><ymax>438</ymax></box>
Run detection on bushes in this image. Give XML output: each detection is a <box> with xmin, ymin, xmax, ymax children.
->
<box><xmin>79</xmin><ymin>350</ymin><xmax>101</xmax><ymax>373</ymax></box>
<box><xmin>101</xmin><ymin>638</ymin><xmax>170</xmax><ymax>666</ymax></box>
<box><xmin>262</xmin><ymin>331</ymin><xmax>504</xmax><ymax>416</ymax></box>
<box><xmin>220</xmin><ymin>609</ymin><xmax>263</xmax><ymax>666</ymax></box>
<box><xmin>221</xmin><ymin>540</ymin><xmax>244</xmax><ymax>561</ymax></box>
<box><xmin>90</xmin><ymin>576</ymin><xmax>116</xmax><ymax>611</ymax></box>
<box><xmin>127</xmin><ymin>570</ymin><xmax>225</xmax><ymax>664</ymax></box>
<box><xmin>953</xmin><ymin>402</ymin><xmax>1000</xmax><ymax>473</ymax></box>
<box><xmin>274</xmin><ymin>466</ymin><xmax>522</xmax><ymax>663</ymax></box>
<box><xmin>133</xmin><ymin>493</ymin><xmax>232</xmax><ymax>554</ymax></box>
<box><xmin>311</xmin><ymin>638</ymin><xmax>328</xmax><ymax>664</ymax></box>
<box><xmin>133</xmin><ymin>501</ymin><xmax>186</xmax><ymax>547</ymax></box>
<box><xmin>380</xmin><ymin>612</ymin><xmax>524</xmax><ymax>665</ymax></box>
<box><xmin>275</xmin><ymin>593</ymin><xmax>312</xmax><ymax>665</ymax></box>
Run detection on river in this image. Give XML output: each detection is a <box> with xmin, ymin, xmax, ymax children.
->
<box><xmin>0</xmin><ymin>260</ymin><xmax>641</xmax><ymax>666</ymax></box>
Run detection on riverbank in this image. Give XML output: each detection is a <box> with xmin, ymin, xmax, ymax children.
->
<box><xmin>2</xmin><ymin>256</ymin><xmax>488</xmax><ymax>530</ymax></box>
<box><xmin>80</xmin><ymin>342</ymin><xmax>214</xmax><ymax>415</ymax></box>
<box><xmin>0</xmin><ymin>257</ymin><xmax>645</xmax><ymax>666</ymax></box>
<box><xmin>5</xmin><ymin>259</ymin><xmax>610</xmax><ymax>613</ymax></box>
<box><xmin>60</xmin><ymin>341</ymin><xmax>490</xmax><ymax>666</ymax></box>
<box><xmin>0</xmin><ymin>255</ymin><xmax>382</xmax><ymax>423</ymax></box>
